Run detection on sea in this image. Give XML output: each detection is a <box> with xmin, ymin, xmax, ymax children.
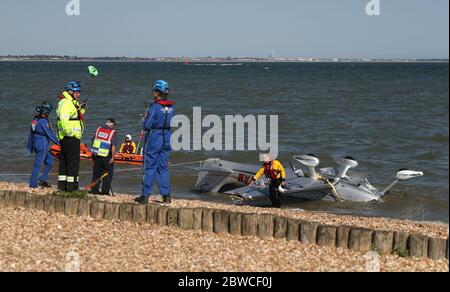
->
<box><xmin>0</xmin><ymin>61</ymin><xmax>448</xmax><ymax>222</ymax></box>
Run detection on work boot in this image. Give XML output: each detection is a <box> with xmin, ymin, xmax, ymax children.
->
<box><xmin>39</xmin><ymin>180</ymin><xmax>52</xmax><ymax>188</ymax></box>
<box><xmin>134</xmin><ymin>195</ymin><xmax>149</xmax><ymax>204</ymax></box>
<box><xmin>162</xmin><ymin>195</ymin><xmax>172</xmax><ymax>204</ymax></box>
<box><xmin>58</xmin><ymin>181</ymin><xmax>67</xmax><ymax>192</ymax></box>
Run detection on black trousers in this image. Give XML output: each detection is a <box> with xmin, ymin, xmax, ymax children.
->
<box><xmin>58</xmin><ymin>137</ymin><xmax>81</xmax><ymax>192</ymax></box>
<box><xmin>269</xmin><ymin>178</ymin><xmax>283</xmax><ymax>208</ymax></box>
<box><xmin>92</xmin><ymin>155</ymin><xmax>114</xmax><ymax>195</ymax></box>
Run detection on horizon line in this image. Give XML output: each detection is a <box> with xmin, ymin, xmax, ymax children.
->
<box><xmin>0</xmin><ymin>54</ymin><xmax>448</xmax><ymax>61</ymax></box>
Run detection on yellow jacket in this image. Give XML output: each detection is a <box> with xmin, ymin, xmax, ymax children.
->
<box><xmin>56</xmin><ymin>92</ymin><xmax>85</xmax><ymax>140</ymax></box>
<box><xmin>119</xmin><ymin>141</ymin><xmax>137</xmax><ymax>154</ymax></box>
<box><xmin>254</xmin><ymin>160</ymin><xmax>286</xmax><ymax>180</ymax></box>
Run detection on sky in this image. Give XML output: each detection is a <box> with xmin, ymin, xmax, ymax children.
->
<box><xmin>0</xmin><ymin>0</ymin><xmax>448</xmax><ymax>58</ymax></box>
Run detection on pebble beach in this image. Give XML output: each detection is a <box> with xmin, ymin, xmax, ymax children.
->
<box><xmin>0</xmin><ymin>206</ymin><xmax>448</xmax><ymax>272</ymax></box>
<box><xmin>0</xmin><ymin>182</ymin><xmax>448</xmax><ymax>272</ymax></box>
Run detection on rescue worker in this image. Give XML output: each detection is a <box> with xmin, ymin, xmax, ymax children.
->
<box><xmin>135</xmin><ymin>80</ymin><xmax>175</xmax><ymax>204</ymax></box>
<box><xmin>250</xmin><ymin>154</ymin><xmax>287</xmax><ymax>208</ymax></box>
<box><xmin>90</xmin><ymin>118</ymin><xmax>117</xmax><ymax>195</ymax></box>
<box><xmin>119</xmin><ymin>134</ymin><xmax>136</xmax><ymax>154</ymax></box>
<box><xmin>27</xmin><ymin>101</ymin><xmax>60</xmax><ymax>188</ymax></box>
<box><xmin>56</xmin><ymin>81</ymin><xmax>86</xmax><ymax>192</ymax></box>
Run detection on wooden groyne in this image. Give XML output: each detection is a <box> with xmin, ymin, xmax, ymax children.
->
<box><xmin>0</xmin><ymin>190</ymin><xmax>448</xmax><ymax>260</ymax></box>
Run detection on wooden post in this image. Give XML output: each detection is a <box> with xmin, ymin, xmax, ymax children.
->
<box><xmin>213</xmin><ymin>210</ymin><xmax>229</xmax><ymax>234</ymax></box>
<box><xmin>104</xmin><ymin>202</ymin><xmax>120</xmax><ymax>221</ymax></box>
<box><xmin>286</xmin><ymin>219</ymin><xmax>301</xmax><ymax>241</ymax></box>
<box><xmin>64</xmin><ymin>198</ymin><xmax>80</xmax><ymax>216</ymax></box>
<box><xmin>119</xmin><ymin>203</ymin><xmax>134</xmax><ymax>222</ymax></box>
<box><xmin>55</xmin><ymin>197</ymin><xmax>66</xmax><ymax>214</ymax></box>
<box><xmin>273</xmin><ymin>217</ymin><xmax>287</xmax><ymax>239</ymax></box>
<box><xmin>393</xmin><ymin>231</ymin><xmax>409</xmax><ymax>252</ymax></box>
<box><xmin>202</xmin><ymin>209</ymin><xmax>214</xmax><ymax>232</ymax></box>
<box><xmin>167</xmin><ymin>208</ymin><xmax>178</xmax><ymax>227</ymax></box>
<box><xmin>0</xmin><ymin>191</ymin><xmax>5</xmax><ymax>207</ymax></box>
<box><xmin>77</xmin><ymin>199</ymin><xmax>92</xmax><ymax>217</ymax></box>
<box><xmin>373</xmin><ymin>231</ymin><xmax>394</xmax><ymax>254</ymax></box>
<box><xmin>192</xmin><ymin>208</ymin><xmax>203</xmax><ymax>231</ymax></box>
<box><xmin>157</xmin><ymin>206</ymin><xmax>169</xmax><ymax>226</ymax></box>
<box><xmin>447</xmin><ymin>238</ymin><xmax>449</xmax><ymax>260</ymax></box>
<box><xmin>90</xmin><ymin>201</ymin><xmax>105</xmax><ymax>219</ymax></box>
<box><xmin>35</xmin><ymin>195</ymin><xmax>45</xmax><ymax>210</ymax></box>
<box><xmin>6</xmin><ymin>192</ymin><xmax>16</xmax><ymax>207</ymax></box>
<box><xmin>348</xmin><ymin>228</ymin><xmax>373</xmax><ymax>252</ymax></box>
<box><xmin>15</xmin><ymin>192</ymin><xmax>26</xmax><ymax>207</ymax></box>
<box><xmin>336</xmin><ymin>226</ymin><xmax>351</xmax><ymax>249</ymax></box>
<box><xmin>25</xmin><ymin>193</ymin><xmax>37</xmax><ymax>209</ymax></box>
<box><xmin>257</xmin><ymin>214</ymin><xmax>274</xmax><ymax>239</ymax></box>
<box><xmin>316</xmin><ymin>225</ymin><xmax>338</xmax><ymax>247</ymax></box>
<box><xmin>9</xmin><ymin>191</ymin><xmax>18</xmax><ymax>207</ymax></box>
<box><xmin>178</xmin><ymin>209</ymin><xmax>194</xmax><ymax>230</ymax></box>
<box><xmin>241</xmin><ymin>214</ymin><xmax>258</xmax><ymax>237</ymax></box>
<box><xmin>132</xmin><ymin>204</ymin><xmax>147</xmax><ymax>223</ymax></box>
<box><xmin>229</xmin><ymin>212</ymin><xmax>242</xmax><ymax>236</ymax></box>
<box><xmin>408</xmin><ymin>235</ymin><xmax>429</xmax><ymax>258</ymax></box>
<box><xmin>43</xmin><ymin>196</ymin><xmax>56</xmax><ymax>214</ymax></box>
<box><xmin>428</xmin><ymin>237</ymin><xmax>447</xmax><ymax>260</ymax></box>
<box><xmin>146</xmin><ymin>204</ymin><xmax>159</xmax><ymax>225</ymax></box>
<box><xmin>300</xmin><ymin>221</ymin><xmax>319</xmax><ymax>245</ymax></box>
<box><xmin>3</xmin><ymin>191</ymin><xmax>13</xmax><ymax>207</ymax></box>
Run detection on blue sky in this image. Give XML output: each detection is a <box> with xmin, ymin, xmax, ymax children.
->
<box><xmin>0</xmin><ymin>0</ymin><xmax>448</xmax><ymax>58</ymax></box>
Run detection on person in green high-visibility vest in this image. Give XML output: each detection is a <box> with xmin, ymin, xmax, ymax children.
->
<box><xmin>56</xmin><ymin>81</ymin><xmax>86</xmax><ymax>192</ymax></box>
<box><xmin>90</xmin><ymin>118</ymin><xmax>117</xmax><ymax>195</ymax></box>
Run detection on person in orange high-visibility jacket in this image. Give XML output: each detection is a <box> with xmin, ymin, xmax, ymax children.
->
<box><xmin>250</xmin><ymin>154</ymin><xmax>286</xmax><ymax>208</ymax></box>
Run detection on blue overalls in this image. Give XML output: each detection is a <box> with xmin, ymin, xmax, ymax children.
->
<box><xmin>141</xmin><ymin>100</ymin><xmax>175</xmax><ymax>197</ymax></box>
<box><xmin>27</xmin><ymin>116</ymin><xmax>60</xmax><ymax>188</ymax></box>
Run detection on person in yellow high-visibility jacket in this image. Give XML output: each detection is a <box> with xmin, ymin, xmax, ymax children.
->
<box><xmin>56</xmin><ymin>81</ymin><xmax>86</xmax><ymax>192</ymax></box>
<box><xmin>250</xmin><ymin>154</ymin><xmax>287</xmax><ymax>208</ymax></box>
<box><xmin>119</xmin><ymin>134</ymin><xmax>137</xmax><ymax>154</ymax></box>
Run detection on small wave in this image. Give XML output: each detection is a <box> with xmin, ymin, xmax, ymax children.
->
<box><xmin>429</xmin><ymin>133</ymin><xmax>449</xmax><ymax>143</ymax></box>
<box><xmin>220</xmin><ymin>63</ymin><xmax>243</xmax><ymax>66</ymax></box>
<box><xmin>413</xmin><ymin>151</ymin><xmax>439</xmax><ymax>161</ymax></box>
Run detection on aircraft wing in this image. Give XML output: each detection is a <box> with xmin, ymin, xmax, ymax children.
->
<box><xmin>224</xmin><ymin>185</ymin><xmax>269</xmax><ymax>200</ymax></box>
<box><xmin>225</xmin><ymin>177</ymin><xmax>334</xmax><ymax>202</ymax></box>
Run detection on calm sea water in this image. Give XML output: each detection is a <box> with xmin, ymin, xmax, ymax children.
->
<box><xmin>0</xmin><ymin>61</ymin><xmax>448</xmax><ymax>222</ymax></box>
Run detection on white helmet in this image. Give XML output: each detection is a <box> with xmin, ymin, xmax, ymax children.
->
<box><xmin>262</xmin><ymin>154</ymin><xmax>273</xmax><ymax>163</ymax></box>
<box><xmin>126</xmin><ymin>134</ymin><xmax>132</xmax><ymax>141</ymax></box>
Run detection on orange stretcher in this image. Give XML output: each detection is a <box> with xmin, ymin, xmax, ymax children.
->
<box><xmin>50</xmin><ymin>143</ymin><xmax>143</xmax><ymax>166</ymax></box>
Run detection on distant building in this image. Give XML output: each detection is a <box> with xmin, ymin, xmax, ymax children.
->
<box><xmin>269</xmin><ymin>49</ymin><xmax>276</xmax><ymax>61</ymax></box>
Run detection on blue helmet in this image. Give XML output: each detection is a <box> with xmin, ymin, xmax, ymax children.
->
<box><xmin>36</xmin><ymin>101</ymin><xmax>53</xmax><ymax>115</ymax></box>
<box><xmin>65</xmin><ymin>81</ymin><xmax>81</xmax><ymax>92</ymax></box>
<box><xmin>152</xmin><ymin>80</ymin><xmax>170</xmax><ymax>94</ymax></box>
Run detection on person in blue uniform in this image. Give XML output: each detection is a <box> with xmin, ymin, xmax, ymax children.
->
<box><xmin>27</xmin><ymin>101</ymin><xmax>60</xmax><ymax>188</ymax></box>
<box><xmin>135</xmin><ymin>80</ymin><xmax>175</xmax><ymax>204</ymax></box>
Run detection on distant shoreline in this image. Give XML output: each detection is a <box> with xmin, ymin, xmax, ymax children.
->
<box><xmin>0</xmin><ymin>59</ymin><xmax>448</xmax><ymax>64</ymax></box>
